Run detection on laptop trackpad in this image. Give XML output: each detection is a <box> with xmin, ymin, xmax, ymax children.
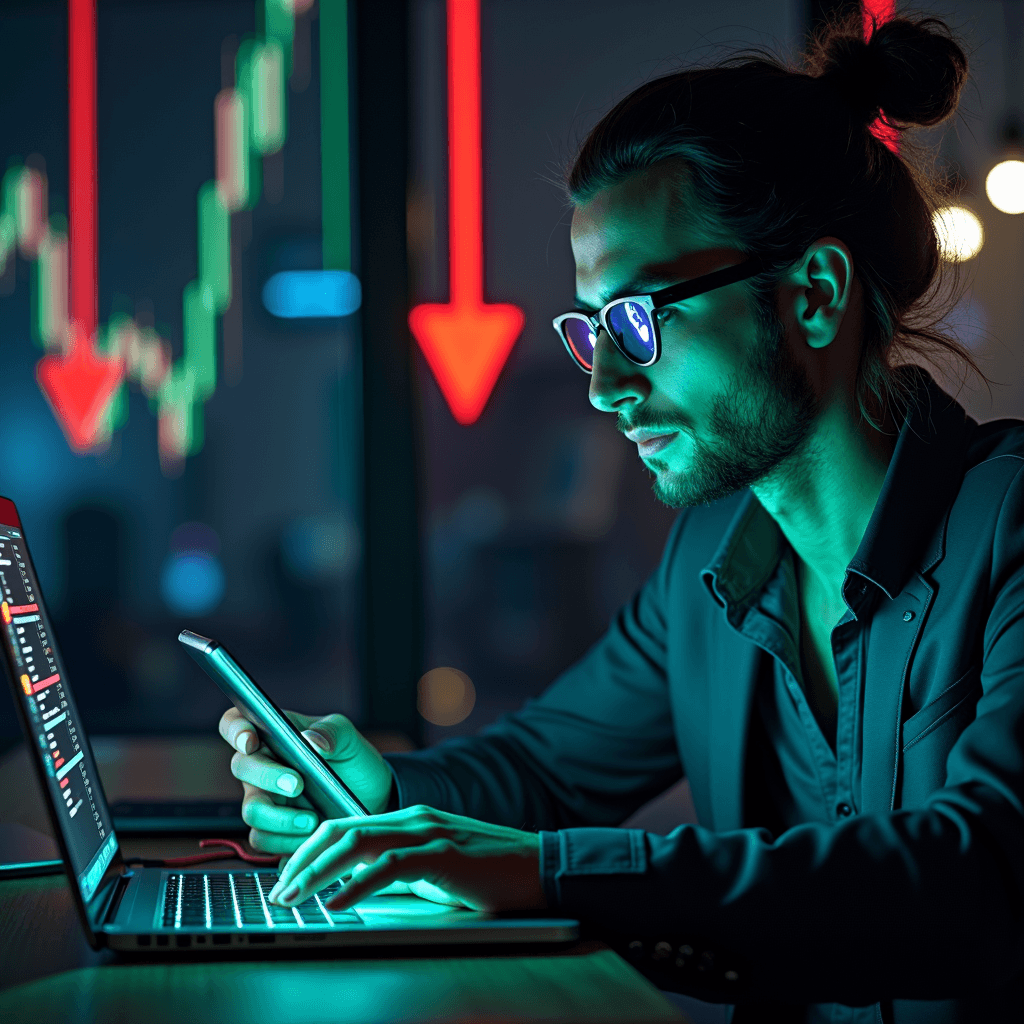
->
<box><xmin>355</xmin><ymin>893</ymin><xmax>488</xmax><ymax>926</ymax></box>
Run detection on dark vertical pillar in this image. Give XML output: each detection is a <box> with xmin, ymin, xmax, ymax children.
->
<box><xmin>353</xmin><ymin>0</ymin><xmax>424</xmax><ymax>744</ymax></box>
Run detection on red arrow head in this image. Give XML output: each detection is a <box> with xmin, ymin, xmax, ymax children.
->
<box><xmin>409</xmin><ymin>301</ymin><xmax>525</xmax><ymax>425</ymax></box>
<box><xmin>36</xmin><ymin>329</ymin><xmax>125</xmax><ymax>452</ymax></box>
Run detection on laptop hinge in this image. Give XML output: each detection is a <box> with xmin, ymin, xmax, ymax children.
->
<box><xmin>97</xmin><ymin>868</ymin><xmax>134</xmax><ymax>927</ymax></box>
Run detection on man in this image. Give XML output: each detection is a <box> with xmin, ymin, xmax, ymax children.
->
<box><xmin>220</xmin><ymin>16</ymin><xmax>1024</xmax><ymax>1020</ymax></box>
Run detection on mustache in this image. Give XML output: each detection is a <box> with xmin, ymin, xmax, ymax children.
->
<box><xmin>617</xmin><ymin>409</ymin><xmax>691</xmax><ymax>436</ymax></box>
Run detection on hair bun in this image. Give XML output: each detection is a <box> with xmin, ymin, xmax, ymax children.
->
<box><xmin>812</xmin><ymin>15</ymin><xmax>967</xmax><ymax>129</ymax></box>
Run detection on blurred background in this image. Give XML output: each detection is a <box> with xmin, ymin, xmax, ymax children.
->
<box><xmin>0</xmin><ymin>0</ymin><xmax>1021</xmax><ymax>757</ymax></box>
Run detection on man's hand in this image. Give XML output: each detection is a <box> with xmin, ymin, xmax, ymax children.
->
<box><xmin>217</xmin><ymin>707</ymin><xmax>394</xmax><ymax>854</ymax></box>
<box><xmin>265</xmin><ymin>805</ymin><xmax>546</xmax><ymax>913</ymax></box>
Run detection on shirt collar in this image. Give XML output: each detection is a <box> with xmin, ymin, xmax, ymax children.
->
<box><xmin>702</xmin><ymin>369</ymin><xmax>975</xmax><ymax>609</ymax></box>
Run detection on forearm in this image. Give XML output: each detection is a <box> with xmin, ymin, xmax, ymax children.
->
<box><xmin>384</xmin><ymin>731</ymin><xmax>573</xmax><ymax>831</ymax></box>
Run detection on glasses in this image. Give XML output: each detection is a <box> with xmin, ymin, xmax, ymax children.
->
<box><xmin>552</xmin><ymin>256</ymin><xmax>766</xmax><ymax>373</ymax></box>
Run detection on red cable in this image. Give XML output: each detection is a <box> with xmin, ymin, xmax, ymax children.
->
<box><xmin>128</xmin><ymin>838</ymin><xmax>280</xmax><ymax>868</ymax></box>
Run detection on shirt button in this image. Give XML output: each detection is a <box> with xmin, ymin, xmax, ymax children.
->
<box><xmin>836</xmin><ymin>802</ymin><xmax>853</xmax><ymax>817</ymax></box>
<box><xmin>903</xmin><ymin>610</ymin><xmax>914</xmax><ymax>622</ymax></box>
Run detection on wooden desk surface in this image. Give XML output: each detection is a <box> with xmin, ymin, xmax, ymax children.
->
<box><xmin>0</xmin><ymin>737</ymin><xmax>685</xmax><ymax>1023</ymax></box>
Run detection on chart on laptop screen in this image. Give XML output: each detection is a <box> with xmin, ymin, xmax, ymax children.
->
<box><xmin>0</xmin><ymin>524</ymin><xmax>116</xmax><ymax>900</ymax></box>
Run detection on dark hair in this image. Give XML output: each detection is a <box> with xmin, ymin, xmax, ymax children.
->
<box><xmin>567</xmin><ymin>13</ymin><xmax>975</xmax><ymax>425</ymax></box>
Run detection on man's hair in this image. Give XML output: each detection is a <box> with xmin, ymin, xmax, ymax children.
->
<box><xmin>567</xmin><ymin>14</ymin><xmax>972</xmax><ymax>426</ymax></box>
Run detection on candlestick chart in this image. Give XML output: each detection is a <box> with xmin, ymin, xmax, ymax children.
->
<box><xmin>0</xmin><ymin>0</ymin><xmax>338</xmax><ymax>473</ymax></box>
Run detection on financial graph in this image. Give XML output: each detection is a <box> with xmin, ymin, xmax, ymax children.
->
<box><xmin>0</xmin><ymin>0</ymin><xmax>342</xmax><ymax>473</ymax></box>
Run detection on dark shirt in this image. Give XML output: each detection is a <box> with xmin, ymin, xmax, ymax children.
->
<box><xmin>731</xmin><ymin>533</ymin><xmax>877</xmax><ymax>1022</ymax></box>
<box><xmin>386</xmin><ymin>371</ymin><xmax>1024</xmax><ymax>1021</ymax></box>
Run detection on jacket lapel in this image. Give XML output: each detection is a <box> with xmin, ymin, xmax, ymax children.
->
<box><xmin>861</xmin><ymin>573</ymin><xmax>934</xmax><ymax>813</ymax></box>
<box><xmin>707</xmin><ymin>607</ymin><xmax>761</xmax><ymax>831</ymax></box>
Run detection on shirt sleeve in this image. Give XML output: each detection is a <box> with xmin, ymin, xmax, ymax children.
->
<box><xmin>383</xmin><ymin>513</ymin><xmax>688</xmax><ymax>832</ymax></box>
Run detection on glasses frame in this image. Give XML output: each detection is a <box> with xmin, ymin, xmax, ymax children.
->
<box><xmin>553</xmin><ymin>255</ymin><xmax>767</xmax><ymax>373</ymax></box>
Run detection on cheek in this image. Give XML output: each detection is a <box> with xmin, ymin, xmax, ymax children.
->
<box><xmin>651</xmin><ymin>302</ymin><xmax>753</xmax><ymax>414</ymax></box>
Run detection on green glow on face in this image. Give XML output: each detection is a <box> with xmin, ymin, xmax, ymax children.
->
<box><xmin>320</xmin><ymin>0</ymin><xmax>350</xmax><ymax>272</ymax></box>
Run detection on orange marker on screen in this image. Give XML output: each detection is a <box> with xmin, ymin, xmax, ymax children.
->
<box><xmin>20</xmin><ymin>674</ymin><xmax>30</xmax><ymax>695</ymax></box>
<box><xmin>1</xmin><ymin>602</ymin><xmax>10</xmax><ymax>624</ymax></box>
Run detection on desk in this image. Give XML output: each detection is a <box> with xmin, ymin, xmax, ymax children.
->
<box><xmin>0</xmin><ymin>737</ymin><xmax>685</xmax><ymax>1023</ymax></box>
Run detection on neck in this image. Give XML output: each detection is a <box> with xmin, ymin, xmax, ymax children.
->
<box><xmin>752</xmin><ymin>385</ymin><xmax>896</xmax><ymax>600</ymax></box>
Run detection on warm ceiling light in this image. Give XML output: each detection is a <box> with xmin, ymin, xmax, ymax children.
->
<box><xmin>986</xmin><ymin>159</ymin><xmax>1024</xmax><ymax>214</ymax></box>
<box><xmin>933</xmin><ymin>205</ymin><xmax>984</xmax><ymax>262</ymax></box>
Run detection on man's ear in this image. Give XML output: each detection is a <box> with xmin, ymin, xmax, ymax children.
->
<box><xmin>787</xmin><ymin>238</ymin><xmax>854</xmax><ymax>351</ymax></box>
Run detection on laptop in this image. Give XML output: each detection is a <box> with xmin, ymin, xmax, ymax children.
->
<box><xmin>0</xmin><ymin>495</ymin><xmax>578</xmax><ymax>952</ymax></box>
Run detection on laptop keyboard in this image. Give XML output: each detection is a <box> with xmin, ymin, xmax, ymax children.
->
<box><xmin>160</xmin><ymin>871</ymin><xmax>361</xmax><ymax>929</ymax></box>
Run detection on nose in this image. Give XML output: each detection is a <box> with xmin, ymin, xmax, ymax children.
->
<box><xmin>588</xmin><ymin>327</ymin><xmax>649</xmax><ymax>413</ymax></box>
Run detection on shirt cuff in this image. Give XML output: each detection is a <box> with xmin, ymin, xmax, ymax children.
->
<box><xmin>538</xmin><ymin>827</ymin><xmax>647</xmax><ymax>910</ymax></box>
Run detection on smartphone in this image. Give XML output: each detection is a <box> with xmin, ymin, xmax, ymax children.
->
<box><xmin>178</xmin><ymin>630</ymin><xmax>369</xmax><ymax>821</ymax></box>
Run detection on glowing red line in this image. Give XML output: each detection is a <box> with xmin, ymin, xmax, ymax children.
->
<box><xmin>447</xmin><ymin>0</ymin><xmax>483</xmax><ymax>305</ymax></box>
<box><xmin>69</xmin><ymin>0</ymin><xmax>98</xmax><ymax>346</ymax></box>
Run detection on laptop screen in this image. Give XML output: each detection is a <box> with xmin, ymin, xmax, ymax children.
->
<box><xmin>0</xmin><ymin>505</ymin><xmax>117</xmax><ymax>902</ymax></box>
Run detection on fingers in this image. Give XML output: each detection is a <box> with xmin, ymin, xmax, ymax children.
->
<box><xmin>323</xmin><ymin>840</ymin><xmax>456</xmax><ymax>910</ymax></box>
<box><xmin>294</xmin><ymin>713</ymin><xmax>361</xmax><ymax>762</ymax></box>
<box><xmin>218</xmin><ymin>707</ymin><xmax>258</xmax><ymax>755</ymax></box>
<box><xmin>244</xmin><ymin>786</ymin><xmax>317</xmax><ymax>854</ymax></box>
<box><xmin>231</xmin><ymin>749</ymin><xmax>303</xmax><ymax>797</ymax></box>
<box><xmin>241</xmin><ymin>783</ymin><xmax>318</xmax><ymax>836</ymax></box>
<box><xmin>276</xmin><ymin>806</ymin><xmax>442</xmax><ymax>886</ymax></box>
<box><xmin>268</xmin><ymin>817</ymin><xmax>445</xmax><ymax>905</ymax></box>
<box><xmin>219</xmin><ymin>707</ymin><xmax>320</xmax><ymax>755</ymax></box>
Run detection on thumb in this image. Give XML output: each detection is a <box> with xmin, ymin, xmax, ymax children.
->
<box><xmin>301</xmin><ymin>728</ymin><xmax>331</xmax><ymax>754</ymax></box>
<box><xmin>300</xmin><ymin>713</ymin><xmax>361</xmax><ymax>761</ymax></box>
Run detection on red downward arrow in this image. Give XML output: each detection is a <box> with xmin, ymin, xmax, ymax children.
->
<box><xmin>37</xmin><ymin>329</ymin><xmax>125</xmax><ymax>452</ymax></box>
<box><xmin>408</xmin><ymin>0</ymin><xmax>524</xmax><ymax>426</ymax></box>
<box><xmin>37</xmin><ymin>0</ymin><xmax>124</xmax><ymax>452</ymax></box>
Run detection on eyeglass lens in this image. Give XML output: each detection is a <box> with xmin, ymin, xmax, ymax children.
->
<box><xmin>606</xmin><ymin>301</ymin><xmax>656</xmax><ymax>363</ymax></box>
<box><xmin>563</xmin><ymin>317</ymin><xmax>597</xmax><ymax>371</ymax></box>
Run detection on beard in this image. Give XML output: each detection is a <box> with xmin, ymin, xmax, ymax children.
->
<box><xmin>622</xmin><ymin>298</ymin><xmax>819</xmax><ymax>509</ymax></box>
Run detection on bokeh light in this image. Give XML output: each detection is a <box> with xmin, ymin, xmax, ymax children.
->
<box><xmin>933</xmin><ymin>206</ymin><xmax>984</xmax><ymax>262</ymax></box>
<box><xmin>417</xmin><ymin>667</ymin><xmax>476</xmax><ymax>727</ymax></box>
<box><xmin>161</xmin><ymin>521</ymin><xmax>225</xmax><ymax>615</ymax></box>
<box><xmin>985</xmin><ymin>159</ymin><xmax>1024</xmax><ymax>215</ymax></box>
<box><xmin>262</xmin><ymin>270</ymin><xmax>362</xmax><ymax>318</ymax></box>
<box><xmin>160</xmin><ymin>552</ymin><xmax>225</xmax><ymax>616</ymax></box>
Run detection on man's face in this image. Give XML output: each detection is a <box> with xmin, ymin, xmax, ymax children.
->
<box><xmin>571</xmin><ymin>162</ymin><xmax>818</xmax><ymax>508</ymax></box>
